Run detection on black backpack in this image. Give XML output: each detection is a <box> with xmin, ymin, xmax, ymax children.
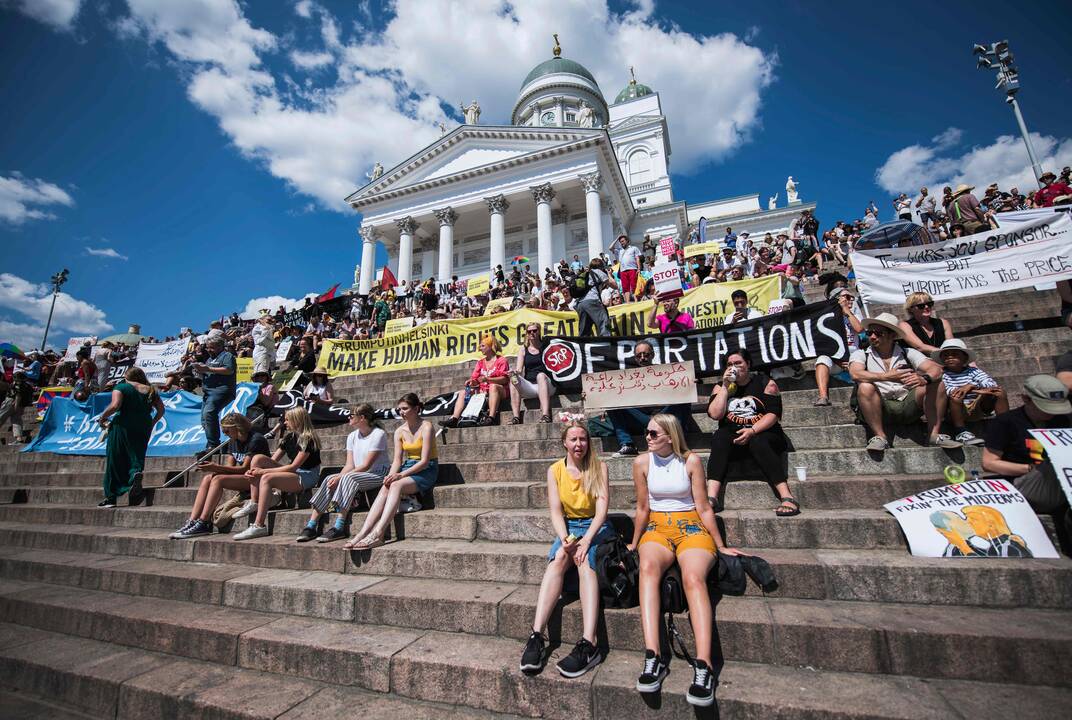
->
<box><xmin>594</xmin><ymin>514</ymin><xmax>638</xmax><ymax>608</ymax></box>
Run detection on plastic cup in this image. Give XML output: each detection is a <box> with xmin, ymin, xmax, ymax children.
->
<box><xmin>794</xmin><ymin>466</ymin><xmax>807</xmax><ymax>482</ymax></box>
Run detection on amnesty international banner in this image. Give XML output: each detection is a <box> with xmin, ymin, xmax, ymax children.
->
<box><xmin>853</xmin><ymin>213</ymin><xmax>1072</xmax><ymax>305</ymax></box>
<box><xmin>236</xmin><ymin>357</ymin><xmax>253</xmax><ymax>383</ymax></box>
<box><xmin>385</xmin><ymin>316</ymin><xmax>415</xmax><ymax>335</ymax></box>
<box><xmin>467</xmin><ymin>274</ymin><xmax>491</xmax><ymax>297</ymax></box>
<box><xmin>684</xmin><ymin>241</ymin><xmax>720</xmax><ymax>259</ymax></box>
<box><xmin>317</xmin><ymin>276</ymin><xmax>780</xmax><ymax>378</ymax></box>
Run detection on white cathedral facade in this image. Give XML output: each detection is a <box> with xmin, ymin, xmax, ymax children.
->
<box><xmin>346</xmin><ymin>41</ymin><xmax>817</xmax><ymax>294</ymax></box>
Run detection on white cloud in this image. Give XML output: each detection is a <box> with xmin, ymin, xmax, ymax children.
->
<box><xmin>0</xmin><ymin>318</ymin><xmax>49</xmax><ymax>352</ymax></box>
<box><xmin>0</xmin><ymin>273</ymin><xmax>112</xmax><ymax>348</ymax></box>
<box><xmin>240</xmin><ymin>293</ymin><xmax>316</xmax><ymax>319</ymax></box>
<box><xmin>0</xmin><ymin>172</ymin><xmax>75</xmax><ymax>225</ymax></box>
<box><xmin>289</xmin><ymin>49</ymin><xmax>333</xmax><ymax>70</ymax></box>
<box><xmin>117</xmin><ymin>0</ymin><xmax>775</xmax><ymax>210</ymax></box>
<box><xmin>876</xmin><ymin>128</ymin><xmax>1072</xmax><ymax>195</ymax></box>
<box><xmin>3</xmin><ymin>0</ymin><xmax>83</xmax><ymax>30</ymax></box>
<box><xmin>85</xmin><ymin>246</ymin><xmax>129</xmax><ymax>260</ymax></box>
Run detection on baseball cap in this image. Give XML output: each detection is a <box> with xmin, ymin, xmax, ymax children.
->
<box><xmin>1024</xmin><ymin>375</ymin><xmax>1071</xmax><ymax>415</ymax></box>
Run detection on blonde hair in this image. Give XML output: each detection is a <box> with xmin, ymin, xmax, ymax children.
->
<box><xmin>480</xmin><ymin>334</ymin><xmax>502</xmax><ymax>354</ymax></box>
<box><xmin>651</xmin><ymin>413</ymin><xmax>691</xmax><ymax>459</ymax></box>
<box><xmin>903</xmin><ymin>292</ymin><xmax>933</xmax><ymax>317</ymax></box>
<box><xmin>284</xmin><ymin>407</ymin><xmax>321</xmax><ymax>452</ymax></box>
<box><xmin>560</xmin><ymin>420</ymin><xmax>606</xmax><ymax>500</ymax></box>
<box><xmin>220</xmin><ymin>413</ymin><xmax>252</xmax><ymax>435</ymax></box>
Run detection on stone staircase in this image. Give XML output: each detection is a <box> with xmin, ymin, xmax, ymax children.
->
<box><xmin>0</xmin><ymin>292</ymin><xmax>1070</xmax><ymax>718</ymax></box>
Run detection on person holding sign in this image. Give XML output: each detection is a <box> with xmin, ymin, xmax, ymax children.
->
<box><xmin>647</xmin><ymin>297</ymin><xmax>695</xmax><ymax>333</ymax></box>
<box><xmin>439</xmin><ymin>335</ymin><xmax>509</xmax><ymax>428</ymax></box>
<box><xmin>705</xmin><ymin>349</ymin><xmax>796</xmax><ymax>516</ymax></box>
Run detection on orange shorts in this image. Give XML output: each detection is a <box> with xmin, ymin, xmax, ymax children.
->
<box><xmin>638</xmin><ymin>510</ymin><xmax>716</xmax><ymax>557</ymax></box>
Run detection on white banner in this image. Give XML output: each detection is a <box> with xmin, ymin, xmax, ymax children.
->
<box><xmin>64</xmin><ymin>336</ymin><xmax>96</xmax><ymax>362</ymax></box>
<box><xmin>581</xmin><ymin>360</ymin><xmax>698</xmax><ymax>410</ymax></box>
<box><xmin>1027</xmin><ymin>429</ymin><xmax>1072</xmax><ymax>508</ymax></box>
<box><xmin>134</xmin><ymin>338</ymin><xmax>189</xmax><ymax>385</ymax></box>
<box><xmin>275</xmin><ymin>337</ymin><xmax>293</xmax><ymax>363</ymax></box>
<box><xmin>995</xmin><ymin>207</ymin><xmax>1070</xmax><ymax>226</ymax></box>
<box><xmin>883</xmin><ymin>479</ymin><xmax>1057</xmax><ymax>558</ymax></box>
<box><xmin>853</xmin><ymin>213</ymin><xmax>1072</xmax><ymax>305</ymax></box>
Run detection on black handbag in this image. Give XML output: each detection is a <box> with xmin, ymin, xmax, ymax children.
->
<box><xmin>594</xmin><ymin>537</ymin><xmax>639</xmax><ymax>609</ymax></box>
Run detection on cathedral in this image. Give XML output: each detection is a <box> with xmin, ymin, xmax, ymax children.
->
<box><xmin>346</xmin><ymin>39</ymin><xmax>816</xmax><ymax>294</ymax></box>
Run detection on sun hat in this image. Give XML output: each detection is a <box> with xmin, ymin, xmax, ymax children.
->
<box><xmin>861</xmin><ymin>312</ymin><xmax>904</xmax><ymax>339</ymax></box>
<box><xmin>933</xmin><ymin>338</ymin><xmax>971</xmax><ymax>363</ymax></box>
<box><xmin>1023</xmin><ymin>375</ymin><xmax>1071</xmax><ymax>415</ymax></box>
<box><xmin>311</xmin><ymin>366</ymin><xmax>329</xmax><ymax>377</ymax></box>
<box><xmin>828</xmin><ymin>286</ymin><xmax>856</xmax><ymax>300</ymax></box>
<box><xmin>1039</xmin><ymin>171</ymin><xmax>1057</xmax><ymax>182</ymax></box>
<box><xmin>952</xmin><ymin>184</ymin><xmax>975</xmax><ymax>196</ymax></box>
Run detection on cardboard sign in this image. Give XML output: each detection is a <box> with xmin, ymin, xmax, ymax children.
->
<box><xmin>64</xmin><ymin>337</ymin><xmax>96</xmax><ymax>362</ymax></box>
<box><xmin>275</xmin><ymin>337</ymin><xmax>293</xmax><ymax>363</ymax></box>
<box><xmin>1027</xmin><ymin>429</ymin><xmax>1072</xmax><ymax>508</ymax></box>
<box><xmin>659</xmin><ymin>237</ymin><xmax>677</xmax><ymax>259</ymax></box>
<box><xmin>483</xmin><ymin>297</ymin><xmax>514</xmax><ymax>315</ymax></box>
<box><xmin>684</xmin><ymin>241</ymin><xmax>721</xmax><ymax>259</ymax></box>
<box><xmin>236</xmin><ymin>357</ymin><xmax>253</xmax><ymax>383</ymax></box>
<box><xmin>582</xmin><ymin>360</ymin><xmax>697</xmax><ymax>411</ymax></box>
<box><xmin>385</xmin><ymin>316</ymin><xmax>416</xmax><ymax>335</ymax></box>
<box><xmin>467</xmin><ymin>274</ymin><xmax>491</xmax><ymax>297</ymax></box>
<box><xmin>134</xmin><ymin>339</ymin><xmax>189</xmax><ymax>385</ymax></box>
<box><xmin>652</xmin><ymin>262</ymin><xmax>683</xmax><ymax>300</ymax></box>
<box><xmin>883</xmin><ymin>479</ymin><xmax>1057</xmax><ymax>558</ymax></box>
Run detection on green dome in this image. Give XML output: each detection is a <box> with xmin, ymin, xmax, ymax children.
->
<box><xmin>614</xmin><ymin>81</ymin><xmax>653</xmax><ymax>104</ymax></box>
<box><xmin>521</xmin><ymin>57</ymin><xmax>598</xmax><ymax>89</ymax></box>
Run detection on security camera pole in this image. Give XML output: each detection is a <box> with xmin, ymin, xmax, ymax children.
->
<box><xmin>973</xmin><ymin>40</ymin><xmax>1043</xmax><ymax>188</ymax></box>
<box><xmin>40</xmin><ymin>268</ymin><xmax>70</xmax><ymax>351</ymax></box>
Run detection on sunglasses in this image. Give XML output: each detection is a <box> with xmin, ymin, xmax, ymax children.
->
<box><xmin>526</xmin><ymin>328</ymin><xmax>539</xmax><ymax>333</ymax></box>
<box><xmin>645</xmin><ymin>430</ymin><xmax>661</xmax><ymax>439</ymax></box>
<box><xmin>912</xmin><ymin>301</ymin><xmax>935</xmax><ymax>310</ymax></box>
<box><xmin>865</xmin><ymin>328</ymin><xmax>890</xmax><ymax>336</ymax></box>
<box><xmin>634</xmin><ymin>351</ymin><xmax>654</xmax><ymax>358</ymax></box>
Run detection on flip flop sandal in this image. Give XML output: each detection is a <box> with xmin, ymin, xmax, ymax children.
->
<box><xmin>509</xmin><ymin>415</ymin><xmax>523</xmax><ymax>425</ymax></box>
<box><xmin>539</xmin><ymin>415</ymin><xmax>552</xmax><ymax>423</ymax></box>
<box><xmin>356</xmin><ymin>535</ymin><xmax>385</xmax><ymax>549</ymax></box>
<box><xmin>813</xmin><ymin>397</ymin><xmax>831</xmax><ymax>407</ymax></box>
<box><xmin>774</xmin><ymin>497</ymin><xmax>801</xmax><ymax>517</ymax></box>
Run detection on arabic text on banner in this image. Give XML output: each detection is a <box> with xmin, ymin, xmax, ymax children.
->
<box><xmin>582</xmin><ymin>361</ymin><xmax>697</xmax><ymax>410</ymax></box>
<box><xmin>134</xmin><ymin>338</ymin><xmax>189</xmax><ymax>384</ymax></box>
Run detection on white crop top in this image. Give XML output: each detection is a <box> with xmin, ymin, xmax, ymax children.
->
<box><xmin>646</xmin><ymin>452</ymin><xmax>695</xmax><ymax>512</ymax></box>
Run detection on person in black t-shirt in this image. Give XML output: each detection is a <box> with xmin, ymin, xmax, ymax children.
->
<box><xmin>1056</xmin><ymin>350</ymin><xmax>1072</xmax><ymax>393</ymax></box>
<box><xmin>169</xmin><ymin>414</ymin><xmax>270</xmax><ymax>539</ymax></box>
<box><xmin>706</xmin><ymin>349</ymin><xmax>797</xmax><ymax>516</ymax></box>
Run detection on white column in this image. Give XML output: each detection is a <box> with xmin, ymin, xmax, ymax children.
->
<box><xmin>580</xmin><ymin>172</ymin><xmax>604</xmax><ymax>261</ymax></box>
<box><xmin>421</xmin><ymin>244</ymin><xmax>435</xmax><ymax>281</ymax></box>
<box><xmin>485</xmin><ymin>194</ymin><xmax>509</xmax><ymax>273</ymax></box>
<box><xmin>434</xmin><ymin>207</ymin><xmax>458</xmax><ymax>282</ymax></box>
<box><xmin>530</xmin><ymin>183</ymin><xmax>556</xmax><ymax>275</ymax></box>
<box><xmin>358</xmin><ymin>226</ymin><xmax>377</xmax><ymax>295</ymax></box>
<box><xmin>395</xmin><ymin>216</ymin><xmax>417</xmax><ymax>287</ymax></box>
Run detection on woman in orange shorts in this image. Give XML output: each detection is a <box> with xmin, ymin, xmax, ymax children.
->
<box><xmin>628</xmin><ymin>413</ymin><xmax>741</xmax><ymax>707</ymax></box>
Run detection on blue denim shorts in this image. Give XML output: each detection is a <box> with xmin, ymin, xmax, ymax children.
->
<box><xmin>547</xmin><ymin>517</ymin><xmax>617</xmax><ymax>569</ymax></box>
<box><xmin>402</xmin><ymin>458</ymin><xmax>438</xmax><ymax>494</ymax></box>
<box><xmin>297</xmin><ymin>467</ymin><xmax>320</xmax><ymax>490</ymax></box>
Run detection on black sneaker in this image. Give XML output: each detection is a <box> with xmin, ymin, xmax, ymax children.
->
<box><xmin>438</xmin><ymin>417</ymin><xmax>460</xmax><ymax>428</ymax></box>
<box><xmin>613</xmin><ymin>445</ymin><xmax>638</xmax><ymax>458</ymax></box>
<box><xmin>519</xmin><ymin>631</ymin><xmax>546</xmax><ymax>673</ymax></box>
<box><xmin>556</xmin><ymin>638</ymin><xmax>602</xmax><ymax>678</ymax></box>
<box><xmin>296</xmin><ymin>526</ymin><xmax>320</xmax><ymax>542</ymax></box>
<box><xmin>317</xmin><ymin>525</ymin><xmax>349</xmax><ymax>543</ymax></box>
<box><xmin>636</xmin><ymin>650</ymin><xmax>669</xmax><ymax>693</ymax></box>
<box><xmin>175</xmin><ymin>519</ymin><xmax>212</xmax><ymax>539</ymax></box>
<box><xmin>686</xmin><ymin>660</ymin><xmax>715</xmax><ymax>707</ymax></box>
<box><xmin>97</xmin><ymin>497</ymin><xmax>117</xmax><ymax>509</ymax></box>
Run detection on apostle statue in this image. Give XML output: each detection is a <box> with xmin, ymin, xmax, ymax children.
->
<box><xmin>785</xmin><ymin>176</ymin><xmax>799</xmax><ymax>203</ymax></box>
<box><xmin>367</xmin><ymin>162</ymin><xmax>384</xmax><ymax>181</ymax></box>
<box><xmin>353</xmin><ymin>264</ymin><xmax>361</xmax><ymax>286</ymax></box>
<box><xmin>768</xmin><ymin>194</ymin><xmax>777</xmax><ymax>210</ymax></box>
<box><xmin>576</xmin><ymin>100</ymin><xmax>595</xmax><ymax>128</ymax></box>
<box><xmin>437</xmin><ymin>121</ymin><xmax>448</xmax><ymax>135</ymax></box>
<box><xmin>461</xmin><ymin>100</ymin><xmax>481</xmax><ymax>125</ymax></box>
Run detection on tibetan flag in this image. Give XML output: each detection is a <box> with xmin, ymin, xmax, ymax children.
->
<box><xmin>315</xmin><ymin>283</ymin><xmax>341</xmax><ymax>303</ymax></box>
<box><xmin>36</xmin><ymin>386</ymin><xmax>73</xmax><ymax>421</ymax></box>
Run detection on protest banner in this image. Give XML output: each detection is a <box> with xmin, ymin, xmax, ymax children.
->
<box><xmin>659</xmin><ymin>237</ymin><xmax>677</xmax><ymax>260</ymax></box>
<box><xmin>23</xmin><ymin>383</ymin><xmax>259</xmax><ymax>457</ymax></box>
<box><xmin>652</xmin><ymin>262</ymin><xmax>683</xmax><ymax>300</ymax></box>
<box><xmin>134</xmin><ymin>338</ymin><xmax>189</xmax><ymax>384</ymax></box>
<box><xmin>467</xmin><ymin>274</ymin><xmax>491</xmax><ymax>297</ymax></box>
<box><xmin>853</xmin><ymin>213</ymin><xmax>1072</xmax><ymax>305</ymax></box>
<box><xmin>385</xmin><ymin>316</ymin><xmax>416</xmax><ymax>335</ymax></box>
<box><xmin>883</xmin><ymin>479</ymin><xmax>1058</xmax><ymax>558</ymax></box>
<box><xmin>275</xmin><ymin>337</ymin><xmax>293</xmax><ymax>363</ymax></box>
<box><xmin>1027</xmin><ymin>429</ymin><xmax>1072</xmax><ymax>508</ymax></box>
<box><xmin>484</xmin><ymin>297</ymin><xmax>514</xmax><ymax>315</ymax></box>
<box><xmin>107</xmin><ymin>359</ymin><xmax>134</xmax><ymax>384</ymax></box>
<box><xmin>995</xmin><ymin>207</ymin><xmax>1070</xmax><ymax>226</ymax></box>
<box><xmin>684</xmin><ymin>241</ymin><xmax>720</xmax><ymax>259</ymax></box>
<box><xmin>35</xmin><ymin>386</ymin><xmax>73</xmax><ymax>420</ymax></box>
<box><xmin>236</xmin><ymin>357</ymin><xmax>253</xmax><ymax>383</ymax></box>
<box><xmin>271</xmin><ymin>390</ymin><xmax>352</xmax><ymax>425</ymax></box>
<box><xmin>543</xmin><ymin>300</ymin><xmax>847</xmax><ymax>391</ymax></box>
<box><xmin>582</xmin><ymin>361</ymin><xmax>697</xmax><ymax>410</ymax></box>
<box><xmin>317</xmin><ymin>276</ymin><xmax>781</xmax><ymax>379</ymax></box>
<box><xmin>64</xmin><ymin>337</ymin><xmax>96</xmax><ymax>362</ymax></box>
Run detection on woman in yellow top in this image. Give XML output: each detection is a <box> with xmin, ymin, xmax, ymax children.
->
<box><xmin>519</xmin><ymin>417</ymin><xmax>612</xmax><ymax>679</ymax></box>
<box><xmin>345</xmin><ymin>393</ymin><xmax>438</xmax><ymax>549</ymax></box>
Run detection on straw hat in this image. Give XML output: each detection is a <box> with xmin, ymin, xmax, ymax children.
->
<box><xmin>311</xmin><ymin>366</ymin><xmax>329</xmax><ymax>377</ymax></box>
<box><xmin>861</xmin><ymin>312</ymin><xmax>904</xmax><ymax>339</ymax></box>
<box><xmin>1039</xmin><ymin>171</ymin><xmax>1056</xmax><ymax>183</ymax></box>
<box><xmin>952</xmin><ymin>184</ymin><xmax>975</xmax><ymax>196</ymax></box>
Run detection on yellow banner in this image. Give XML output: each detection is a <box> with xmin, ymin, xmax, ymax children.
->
<box><xmin>385</xmin><ymin>316</ymin><xmax>415</xmax><ymax>335</ymax></box>
<box><xmin>467</xmin><ymin>274</ymin><xmax>491</xmax><ymax>297</ymax></box>
<box><xmin>317</xmin><ymin>275</ymin><xmax>781</xmax><ymax>378</ymax></box>
<box><xmin>483</xmin><ymin>297</ymin><xmax>514</xmax><ymax>315</ymax></box>
<box><xmin>236</xmin><ymin>357</ymin><xmax>253</xmax><ymax>383</ymax></box>
<box><xmin>684</xmin><ymin>241</ymin><xmax>721</xmax><ymax>259</ymax></box>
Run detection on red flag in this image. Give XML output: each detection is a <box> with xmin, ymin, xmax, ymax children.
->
<box><xmin>379</xmin><ymin>266</ymin><xmax>398</xmax><ymax>290</ymax></box>
<box><xmin>315</xmin><ymin>283</ymin><xmax>340</xmax><ymax>303</ymax></box>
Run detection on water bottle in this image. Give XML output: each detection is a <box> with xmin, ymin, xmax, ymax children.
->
<box><xmin>725</xmin><ymin>367</ymin><xmax>738</xmax><ymax>396</ymax></box>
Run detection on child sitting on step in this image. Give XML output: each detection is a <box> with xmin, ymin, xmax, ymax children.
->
<box><xmin>520</xmin><ymin>415</ymin><xmax>613</xmax><ymax>679</ymax></box>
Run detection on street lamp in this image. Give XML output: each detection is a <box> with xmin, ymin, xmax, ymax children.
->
<box><xmin>40</xmin><ymin>268</ymin><xmax>70</xmax><ymax>351</ymax></box>
<box><xmin>973</xmin><ymin>39</ymin><xmax>1043</xmax><ymax>188</ymax></box>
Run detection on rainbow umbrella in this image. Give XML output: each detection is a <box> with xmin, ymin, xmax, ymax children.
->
<box><xmin>511</xmin><ymin>256</ymin><xmax>531</xmax><ymax>265</ymax></box>
<box><xmin>0</xmin><ymin>342</ymin><xmax>24</xmax><ymax>359</ymax></box>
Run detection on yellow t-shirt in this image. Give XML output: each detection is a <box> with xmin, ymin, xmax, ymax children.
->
<box><xmin>552</xmin><ymin>459</ymin><xmax>597</xmax><ymax>519</ymax></box>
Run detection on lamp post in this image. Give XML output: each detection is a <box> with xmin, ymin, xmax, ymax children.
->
<box><xmin>973</xmin><ymin>40</ymin><xmax>1044</xmax><ymax>188</ymax></box>
<box><xmin>40</xmin><ymin>268</ymin><xmax>70</xmax><ymax>351</ymax></box>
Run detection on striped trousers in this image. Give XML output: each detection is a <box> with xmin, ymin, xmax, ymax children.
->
<box><xmin>309</xmin><ymin>471</ymin><xmax>385</xmax><ymax>514</ymax></box>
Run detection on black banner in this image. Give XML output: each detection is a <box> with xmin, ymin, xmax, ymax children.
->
<box><xmin>271</xmin><ymin>390</ymin><xmax>353</xmax><ymax>425</ymax></box>
<box><xmin>542</xmin><ymin>300</ymin><xmax>849</xmax><ymax>391</ymax></box>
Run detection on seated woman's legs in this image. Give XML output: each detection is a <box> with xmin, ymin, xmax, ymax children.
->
<box><xmin>536</xmin><ymin>373</ymin><xmax>554</xmax><ymax>417</ymax></box>
<box><xmin>745</xmin><ymin>431</ymin><xmax>793</xmax><ymax>507</ymax></box>
<box><xmin>678</xmin><ymin>548</ymin><xmax>716</xmax><ymax>667</ymax></box>
<box><xmin>252</xmin><ymin>471</ymin><xmax>303</xmax><ymax>528</ymax></box>
<box><xmin>532</xmin><ymin>549</ymin><xmax>573</xmax><ymax>637</ymax></box>
<box><xmin>486</xmin><ymin>383</ymin><xmax>504</xmax><ymax>418</ymax></box>
<box><xmin>352</xmin><ymin>476</ymin><xmax>419</xmax><ymax>544</ymax></box>
<box><xmin>637</xmin><ymin>541</ymin><xmax>676</xmax><ymax>654</ymax></box>
<box><xmin>705</xmin><ymin>425</ymin><xmax>739</xmax><ymax>505</ymax></box>
<box><xmin>306</xmin><ymin>473</ymin><xmax>339</xmax><ymax>525</ymax></box>
<box><xmin>197</xmin><ymin>473</ymin><xmax>253</xmax><ymax>523</ymax></box>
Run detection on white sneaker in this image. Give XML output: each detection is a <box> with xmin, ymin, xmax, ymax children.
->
<box><xmin>233</xmin><ymin>501</ymin><xmax>257</xmax><ymax>518</ymax></box>
<box><xmin>233</xmin><ymin>524</ymin><xmax>269</xmax><ymax>540</ymax></box>
<box><xmin>399</xmin><ymin>496</ymin><xmax>422</xmax><ymax>513</ymax></box>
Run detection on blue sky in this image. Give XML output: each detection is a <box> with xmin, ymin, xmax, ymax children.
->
<box><xmin>2</xmin><ymin>0</ymin><xmax>1070</xmax><ymax>349</ymax></box>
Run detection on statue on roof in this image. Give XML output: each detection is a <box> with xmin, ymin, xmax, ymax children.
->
<box><xmin>577</xmin><ymin>100</ymin><xmax>595</xmax><ymax>128</ymax></box>
<box><xmin>553</xmin><ymin>33</ymin><xmax>561</xmax><ymax>58</ymax></box>
<box><xmin>785</xmin><ymin>176</ymin><xmax>799</xmax><ymax>203</ymax></box>
<box><xmin>768</xmin><ymin>194</ymin><xmax>777</xmax><ymax>210</ymax></box>
<box><xmin>437</xmin><ymin>121</ymin><xmax>448</xmax><ymax>135</ymax></box>
<box><xmin>629</xmin><ymin>66</ymin><xmax>638</xmax><ymax>86</ymax></box>
<box><xmin>461</xmin><ymin>100</ymin><xmax>481</xmax><ymax>125</ymax></box>
<box><xmin>366</xmin><ymin>162</ymin><xmax>384</xmax><ymax>181</ymax></box>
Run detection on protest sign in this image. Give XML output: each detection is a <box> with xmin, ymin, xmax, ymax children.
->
<box><xmin>23</xmin><ymin>383</ymin><xmax>259</xmax><ymax>457</ymax></box>
<box><xmin>543</xmin><ymin>300</ymin><xmax>847</xmax><ymax>391</ymax></box>
<box><xmin>134</xmin><ymin>339</ymin><xmax>188</xmax><ymax>384</ymax></box>
<box><xmin>64</xmin><ymin>337</ymin><xmax>96</xmax><ymax>362</ymax></box>
<box><xmin>659</xmin><ymin>237</ymin><xmax>677</xmax><ymax>259</ymax></box>
<box><xmin>484</xmin><ymin>297</ymin><xmax>514</xmax><ymax>315</ymax></box>
<box><xmin>271</xmin><ymin>390</ymin><xmax>352</xmax><ymax>425</ymax></box>
<box><xmin>1027</xmin><ymin>429</ymin><xmax>1072</xmax><ymax>508</ymax></box>
<box><xmin>107</xmin><ymin>359</ymin><xmax>133</xmax><ymax>384</ymax></box>
<box><xmin>883</xmin><ymin>479</ymin><xmax>1057</xmax><ymax>558</ymax></box>
<box><xmin>582</xmin><ymin>361</ymin><xmax>697</xmax><ymax>410</ymax></box>
<box><xmin>467</xmin><ymin>274</ymin><xmax>491</xmax><ymax>297</ymax></box>
<box><xmin>652</xmin><ymin>262</ymin><xmax>683</xmax><ymax>300</ymax></box>
<box><xmin>236</xmin><ymin>357</ymin><xmax>253</xmax><ymax>383</ymax></box>
<box><xmin>853</xmin><ymin>213</ymin><xmax>1072</xmax><ymax>305</ymax></box>
<box><xmin>275</xmin><ymin>337</ymin><xmax>293</xmax><ymax>363</ymax></box>
<box><xmin>995</xmin><ymin>207</ymin><xmax>1070</xmax><ymax>226</ymax></box>
<box><xmin>385</xmin><ymin>316</ymin><xmax>416</xmax><ymax>335</ymax></box>
<box><xmin>684</xmin><ymin>241</ymin><xmax>720</xmax><ymax>259</ymax></box>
